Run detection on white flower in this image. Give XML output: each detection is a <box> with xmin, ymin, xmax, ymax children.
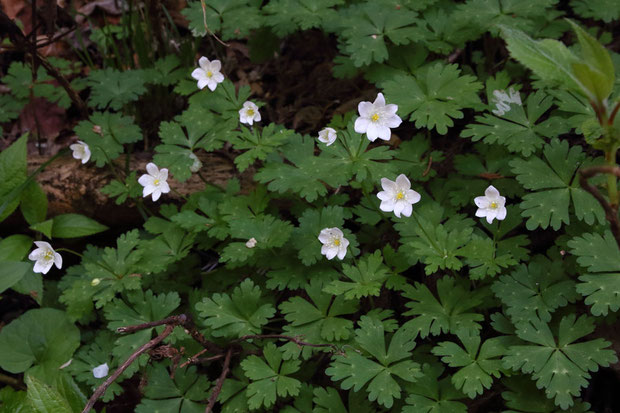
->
<box><xmin>69</xmin><ymin>140</ymin><xmax>91</xmax><ymax>164</ymax></box>
<box><xmin>191</xmin><ymin>57</ymin><xmax>225</xmax><ymax>91</ymax></box>
<box><xmin>354</xmin><ymin>92</ymin><xmax>402</xmax><ymax>142</ymax></box>
<box><xmin>28</xmin><ymin>241</ymin><xmax>62</xmax><ymax>274</ymax></box>
<box><xmin>245</xmin><ymin>237</ymin><xmax>257</xmax><ymax>248</ymax></box>
<box><xmin>92</xmin><ymin>363</ymin><xmax>109</xmax><ymax>379</ymax></box>
<box><xmin>474</xmin><ymin>185</ymin><xmax>507</xmax><ymax>224</ymax></box>
<box><xmin>239</xmin><ymin>101</ymin><xmax>261</xmax><ymax>125</ymax></box>
<box><xmin>318</xmin><ymin>228</ymin><xmax>349</xmax><ymax>260</ymax></box>
<box><xmin>189</xmin><ymin>153</ymin><xmax>202</xmax><ymax>173</ymax></box>
<box><xmin>491</xmin><ymin>87</ymin><xmax>521</xmax><ymax>116</ymax></box>
<box><xmin>377</xmin><ymin>174</ymin><xmax>421</xmax><ymax>218</ymax></box>
<box><xmin>91</xmin><ymin>278</ymin><xmax>101</xmax><ymax>287</ymax></box>
<box><xmin>318</xmin><ymin>127</ymin><xmax>337</xmax><ymax>146</ymax></box>
<box><xmin>138</xmin><ymin>162</ymin><xmax>171</xmax><ymax>202</ymax></box>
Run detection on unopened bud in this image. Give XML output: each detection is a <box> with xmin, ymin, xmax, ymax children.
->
<box><xmin>91</xmin><ymin>278</ymin><xmax>101</xmax><ymax>286</ymax></box>
<box><xmin>246</xmin><ymin>238</ymin><xmax>257</xmax><ymax>248</ymax></box>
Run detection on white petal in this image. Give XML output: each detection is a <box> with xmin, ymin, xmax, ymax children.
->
<box><xmin>34</xmin><ymin>241</ymin><xmax>53</xmax><ymax>250</ymax></box>
<box><xmin>82</xmin><ymin>146</ymin><xmax>91</xmax><ymax>163</ymax></box>
<box><xmin>380</xmin><ymin>199</ymin><xmax>395</xmax><ymax>212</ymax></box>
<box><xmin>358</xmin><ymin>101</ymin><xmax>373</xmax><ymax>117</ymax></box>
<box><xmin>93</xmin><ymin>363</ymin><xmax>109</xmax><ymax>379</ymax></box>
<box><xmin>210</xmin><ymin>59</ymin><xmax>222</xmax><ymax>72</ymax></box>
<box><xmin>198</xmin><ymin>56</ymin><xmax>210</xmax><ymax>69</ymax></box>
<box><xmin>384</xmin><ymin>113</ymin><xmax>402</xmax><ymax>128</ymax></box>
<box><xmin>142</xmin><ymin>185</ymin><xmax>155</xmax><ymax>198</ymax></box>
<box><xmin>213</xmin><ymin>73</ymin><xmax>225</xmax><ymax>83</ymax></box>
<box><xmin>197</xmin><ymin>79</ymin><xmax>208</xmax><ymax>90</ymax></box>
<box><xmin>475</xmin><ymin>208</ymin><xmax>487</xmax><ymax>218</ymax></box>
<box><xmin>354</xmin><ymin>117</ymin><xmax>370</xmax><ymax>134</ymax></box>
<box><xmin>54</xmin><ymin>252</ymin><xmax>63</xmax><ymax>269</ymax></box>
<box><xmin>377</xmin><ymin>191</ymin><xmax>391</xmax><ymax>202</ymax></box>
<box><xmin>474</xmin><ymin>196</ymin><xmax>489</xmax><ymax>208</ymax></box>
<box><xmin>146</xmin><ymin>163</ymin><xmax>159</xmax><ymax>176</ymax></box>
<box><xmin>366</xmin><ymin>123</ymin><xmax>380</xmax><ymax>141</ymax></box>
<box><xmin>337</xmin><ymin>245</ymin><xmax>347</xmax><ymax>260</ymax></box>
<box><xmin>393</xmin><ymin>201</ymin><xmax>405</xmax><ymax>218</ymax></box>
<box><xmin>158</xmin><ymin>168</ymin><xmax>169</xmax><ymax>181</ymax></box>
<box><xmin>384</xmin><ymin>103</ymin><xmax>399</xmax><ymax>115</ymax></box>
<box><xmin>380</xmin><ymin>178</ymin><xmax>397</xmax><ymax>192</ymax></box>
<box><xmin>374</xmin><ymin>92</ymin><xmax>386</xmax><ymax>107</ymax></box>
<box><xmin>331</xmin><ymin>228</ymin><xmax>344</xmax><ymax>237</ymax></box>
<box><xmin>395</xmin><ymin>174</ymin><xmax>411</xmax><ymax>190</ymax></box>
<box><xmin>254</xmin><ymin>112</ymin><xmax>262</xmax><ymax>122</ymax></box>
<box><xmin>400</xmin><ymin>202</ymin><xmax>413</xmax><ymax>217</ymax></box>
<box><xmin>151</xmin><ymin>189</ymin><xmax>162</xmax><ymax>202</ymax></box>
<box><xmin>496</xmin><ymin>207</ymin><xmax>507</xmax><ymax>221</ymax></box>
<box><xmin>191</xmin><ymin>68</ymin><xmax>205</xmax><ymax>81</ymax></box>
<box><xmin>207</xmin><ymin>80</ymin><xmax>217</xmax><ymax>91</ymax></box>
<box><xmin>28</xmin><ymin>249</ymin><xmax>43</xmax><ymax>261</ymax></box>
<box><xmin>406</xmin><ymin>189</ymin><xmax>421</xmax><ymax>204</ymax></box>
<box><xmin>375</xmin><ymin>125</ymin><xmax>391</xmax><ymax>141</ymax></box>
<box><xmin>33</xmin><ymin>260</ymin><xmax>53</xmax><ymax>274</ymax></box>
<box><xmin>159</xmin><ymin>181</ymin><xmax>171</xmax><ymax>194</ymax></box>
<box><xmin>325</xmin><ymin>247</ymin><xmax>337</xmax><ymax>260</ymax></box>
<box><xmin>485</xmin><ymin>209</ymin><xmax>498</xmax><ymax>224</ymax></box>
<box><xmin>318</xmin><ymin>230</ymin><xmax>331</xmax><ymax>244</ymax></box>
<box><xmin>138</xmin><ymin>174</ymin><xmax>154</xmax><ymax>187</ymax></box>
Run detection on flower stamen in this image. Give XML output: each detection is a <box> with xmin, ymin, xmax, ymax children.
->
<box><xmin>490</xmin><ymin>202</ymin><xmax>498</xmax><ymax>209</ymax></box>
<box><xmin>371</xmin><ymin>113</ymin><xmax>380</xmax><ymax>122</ymax></box>
<box><xmin>396</xmin><ymin>191</ymin><xmax>405</xmax><ymax>200</ymax></box>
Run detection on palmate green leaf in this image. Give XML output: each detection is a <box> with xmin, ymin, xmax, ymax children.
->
<box><xmin>135</xmin><ymin>363</ymin><xmax>210</xmax><ymax>413</ymax></box>
<box><xmin>502</xmin><ymin>314</ymin><xmax>618</xmax><ymax>409</ymax></box>
<box><xmin>510</xmin><ymin>139</ymin><xmax>605</xmax><ymax>230</ymax></box>
<box><xmin>382</xmin><ymin>62</ymin><xmax>482</xmax><ymax>134</ymax></box>
<box><xmin>0</xmin><ymin>134</ymin><xmax>27</xmax><ymax>222</ymax></box>
<box><xmin>255</xmin><ymin>134</ymin><xmax>350</xmax><ymax>202</ymax></box>
<box><xmin>182</xmin><ymin>0</ymin><xmax>262</xmax><ymax>40</ymax></box>
<box><xmin>263</xmin><ymin>0</ymin><xmax>343</xmax><ymax>36</ymax></box>
<box><xmin>100</xmin><ymin>172</ymin><xmax>142</xmax><ymax>205</ymax></box>
<box><xmin>145</xmin><ymin>55</ymin><xmax>186</xmax><ymax>86</ymax></box>
<box><xmin>3</xmin><ymin>61</ymin><xmax>71</xmax><ymax>108</ymax></box>
<box><xmin>460</xmin><ymin>235</ymin><xmax>517</xmax><ymax>280</ymax></box>
<box><xmin>501</xmin><ymin>375</ymin><xmax>593</xmax><ymax>413</ymax></box>
<box><xmin>223</xmin><ymin>214</ymin><xmax>293</xmax><ymax>255</ymax></box>
<box><xmin>395</xmin><ymin>200</ymin><xmax>475</xmax><ymax>274</ymax></box>
<box><xmin>337</xmin><ymin>2</ymin><xmax>421</xmax><ymax>67</ymax></box>
<box><xmin>86</xmin><ymin>68</ymin><xmax>147</xmax><ymax>110</ymax></box>
<box><xmin>570</xmin><ymin>0</ymin><xmax>620</xmax><ymax>23</ymax></box>
<box><xmin>312</xmin><ymin>386</ymin><xmax>378</xmax><ymax>413</ymax></box>
<box><xmin>402</xmin><ymin>277</ymin><xmax>486</xmax><ymax>339</ymax></box>
<box><xmin>568</xmin><ymin>231</ymin><xmax>620</xmax><ymax>316</ymax></box>
<box><xmin>402</xmin><ymin>363</ymin><xmax>467</xmax><ymax>413</ymax></box>
<box><xmin>492</xmin><ymin>256</ymin><xmax>579</xmax><ymax>323</ymax></box>
<box><xmin>292</xmin><ymin>206</ymin><xmax>346</xmax><ymax>265</ymax></box>
<box><xmin>280</xmin><ymin>281</ymin><xmax>357</xmax><ymax>352</ymax></box>
<box><xmin>0</xmin><ymin>309</ymin><xmax>80</xmax><ymax>382</ymax></box>
<box><xmin>241</xmin><ymin>342</ymin><xmax>301</xmax><ymax>410</ymax></box>
<box><xmin>326</xmin><ymin>316</ymin><xmax>422</xmax><ymax>408</ymax></box>
<box><xmin>432</xmin><ymin>332</ymin><xmax>509</xmax><ymax>398</ymax></box>
<box><xmin>323</xmin><ymin>250</ymin><xmax>390</xmax><ymax>299</ymax></box>
<box><xmin>0</xmin><ymin>93</ymin><xmax>25</xmax><ymax>124</ymax></box>
<box><xmin>229</xmin><ymin>123</ymin><xmax>295</xmax><ymax>172</ymax></box>
<box><xmin>550</xmin><ymin>90</ymin><xmax>597</xmax><ymax>135</ymax></box>
<box><xmin>154</xmin><ymin>107</ymin><xmax>229</xmax><ymax>182</ymax></box>
<box><xmin>138</xmin><ymin>219</ymin><xmax>196</xmax><ymax>273</ymax></box>
<box><xmin>195</xmin><ymin>279</ymin><xmax>275</xmax><ymax>338</ymax></box>
<box><xmin>74</xmin><ymin>112</ymin><xmax>142</xmax><ymax>167</ymax></box>
<box><xmin>392</xmin><ymin>136</ymin><xmax>443</xmax><ymax>182</ymax></box>
<box><xmin>266</xmin><ymin>261</ymin><xmax>340</xmax><ymax>291</ymax></box>
<box><xmin>462</xmin><ymin>90</ymin><xmax>568</xmax><ymax>156</ymax></box>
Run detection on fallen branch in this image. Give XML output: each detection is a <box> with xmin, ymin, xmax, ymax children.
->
<box><xmin>116</xmin><ymin>314</ymin><xmax>186</xmax><ymax>334</ymax></box>
<box><xmin>579</xmin><ymin>165</ymin><xmax>620</xmax><ymax>250</ymax></box>
<box><xmin>205</xmin><ymin>348</ymin><xmax>233</xmax><ymax>413</ymax></box>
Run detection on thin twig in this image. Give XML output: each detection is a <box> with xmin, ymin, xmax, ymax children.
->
<box><xmin>234</xmin><ymin>334</ymin><xmax>340</xmax><ymax>352</ymax></box>
<box><xmin>579</xmin><ymin>165</ymin><xmax>620</xmax><ymax>250</ymax></box>
<box><xmin>116</xmin><ymin>314</ymin><xmax>186</xmax><ymax>334</ymax></box>
<box><xmin>81</xmin><ymin>324</ymin><xmax>176</xmax><ymax>413</ymax></box>
<box><xmin>0</xmin><ymin>373</ymin><xmax>26</xmax><ymax>390</ymax></box>
<box><xmin>422</xmin><ymin>155</ymin><xmax>433</xmax><ymax>177</ymax></box>
<box><xmin>205</xmin><ymin>348</ymin><xmax>232</xmax><ymax>413</ymax></box>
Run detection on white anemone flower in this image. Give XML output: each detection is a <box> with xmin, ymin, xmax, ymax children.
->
<box><xmin>245</xmin><ymin>238</ymin><xmax>257</xmax><ymax>248</ymax></box>
<box><xmin>69</xmin><ymin>140</ymin><xmax>91</xmax><ymax>164</ymax></box>
<box><xmin>491</xmin><ymin>87</ymin><xmax>522</xmax><ymax>116</ymax></box>
<box><xmin>354</xmin><ymin>92</ymin><xmax>402</xmax><ymax>142</ymax></box>
<box><xmin>239</xmin><ymin>101</ymin><xmax>261</xmax><ymax>125</ymax></box>
<box><xmin>318</xmin><ymin>227</ymin><xmax>349</xmax><ymax>260</ymax></box>
<box><xmin>28</xmin><ymin>241</ymin><xmax>62</xmax><ymax>274</ymax></box>
<box><xmin>191</xmin><ymin>57</ymin><xmax>225</xmax><ymax>91</ymax></box>
<box><xmin>377</xmin><ymin>174</ymin><xmax>421</xmax><ymax>218</ymax></box>
<box><xmin>138</xmin><ymin>162</ymin><xmax>171</xmax><ymax>202</ymax></box>
<box><xmin>474</xmin><ymin>185</ymin><xmax>507</xmax><ymax>224</ymax></box>
<box><xmin>318</xmin><ymin>127</ymin><xmax>337</xmax><ymax>146</ymax></box>
<box><xmin>92</xmin><ymin>363</ymin><xmax>109</xmax><ymax>379</ymax></box>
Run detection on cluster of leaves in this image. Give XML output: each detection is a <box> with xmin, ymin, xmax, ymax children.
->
<box><xmin>2</xmin><ymin>1</ymin><xmax>620</xmax><ymax>413</ymax></box>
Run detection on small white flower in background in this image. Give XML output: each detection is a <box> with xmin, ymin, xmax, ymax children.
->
<box><xmin>377</xmin><ymin>174</ymin><xmax>421</xmax><ymax>218</ymax></box>
<box><xmin>239</xmin><ymin>101</ymin><xmax>261</xmax><ymax>125</ymax></box>
<box><xmin>318</xmin><ymin>228</ymin><xmax>349</xmax><ymax>260</ymax></box>
<box><xmin>91</xmin><ymin>278</ymin><xmax>101</xmax><ymax>287</ymax></box>
<box><xmin>92</xmin><ymin>363</ymin><xmax>109</xmax><ymax>379</ymax></box>
<box><xmin>189</xmin><ymin>153</ymin><xmax>202</xmax><ymax>173</ymax></box>
<box><xmin>354</xmin><ymin>92</ymin><xmax>402</xmax><ymax>142</ymax></box>
<box><xmin>69</xmin><ymin>140</ymin><xmax>91</xmax><ymax>164</ymax></box>
<box><xmin>28</xmin><ymin>241</ymin><xmax>62</xmax><ymax>274</ymax></box>
<box><xmin>474</xmin><ymin>185</ymin><xmax>507</xmax><ymax>224</ymax></box>
<box><xmin>191</xmin><ymin>57</ymin><xmax>225</xmax><ymax>91</ymax></box>
<box><xmin>138</xmin><ymin>162</ymin><xmax>171</xmax><ymax>202</ymax></box>
<box><xmin>317</xmin><ymin>127</ymin><xmax>337</xmax><ymax>146</ymax></box>
<box><xmin>245</xmin><ymin>238</ymin><xmax>257</xmax><ymax>248</ymax></box>
<box><xmin>491</xmin><ymin>87</ymin><xmax>521</xmax><ymax>116</ymax></box>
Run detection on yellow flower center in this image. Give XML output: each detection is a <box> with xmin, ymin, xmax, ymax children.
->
<box><xmin>44</xmin><ymin>250</ymin><xmax>54</xmax><ymax>261</ymax></box>
<box><xmin>247</xmin><ymin>109</ymin><xmax>255</xmax><ymax>116</ymax></box>
<box><xmin>207</xmin><ymin>71</ymin><xmax>213</xmax><ymax>78</ymax></box>
<box><xmin>154</xmin><ymin>179</ymin><xmax>160</xmax><ymax>186</ymax></box>
<box><xmin>333</xmin><ymin>239</ymin><xmax>341</xmax><ymax>246</ymax></box>
<box><xmin>371</xmin><ymin>113</ymin><xmax>380</xmax><ymax>122</ymax></box>
<box><xmin>490</xmin><ymin>202</ymin><xmax>498</xmax><ymax>209</ymax></box>
<box><xmin>396</xmin><ymin>191</ymin><xmax>405</xmax><ymax>200</ymax></box>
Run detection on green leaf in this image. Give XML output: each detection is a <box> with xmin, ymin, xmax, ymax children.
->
<box><xmin>502</xmin><ymin>315</ymin><xmax>618</xmax><ymax>409</ymax></box>
<box><xmin>241</xmin><ymin>342</ymin><xmax>301</xmax><ymax>410</ymax></box>
<box><xmin>0</xmin><ymin>134</ymin><xmax>27</xmax><ymax>222</ymax></box>
<box><xmin>402</xmin><ymin>277</ymin><xmax>486</xmax><ymax>339</ymax></box>
<box><xmin>382</xmin><ymin>62</ymin><xmax>482</xmax><ymax>134</ymax></box>
<box><xmin>323</xmin><ymin>250</ymin><xmax>390</xmax><ymax>299</ymax></box>
<box><xmin>263</xmin><ymin>0</ymin><xmax>342</xmax><ymax>36</ymax></box>
<box><xmin>501</xmin><ymin>375</ymin><xmax>593</xmax><ymax>413</ymax></box>
<box><xmin>74</xmin><ymin>112</ymin><xmax>142</xmax><ymax>167</ymax></box>
<box><xmin>50</xmin><ymin>213</ymin><xmax>108</xmax><ymax>238</ymax></box>
<box><xmin>292</xmin><ymin>206</ymin><xmax>347</xmax><ymax>265</ymax></box>
<box><xmin>402</xmin><ymin>363</ymin><xmax>467</xmax><ymax>413</ymax></box>
<box><xmin>100</xmin><ymin>172</ymin><xmax>143</xmax><ymax>205</ymax></box>
<box><xmin>30</xmin><ymin>219</ymin><xmax>54</xmax><ymax>239</ymax></box>
<box><xmin>326</xmin><ymin>316</ymin><xmax>422</xmax><ymax>408</ymax></box>
<box><xmin>510</xmin><ymin>139</ymin><xmax>605</xmax><ymax>230</ymax></box>
<box><xmin>0</xmin><ymin>262</ymin><xmax>32</xmax><ymax>294</ymax></box>
<box><xmin>182</xmin><ymin>0</ymin><xmax>262</xmax><ymax>40</ymax></box>
<box><xmin>25</xmin><ymin>375</ymin><xmax>72</xmax><ymax>413</ymax></box>
<box><xmin>0</xmin><ymin>309</ymin><xmax>80</xmax><ymax>381</ymax></box>
<box><xmin>492</xmin><ymin>256</ymin><xmax>579</xmax><ymax>323</ymax></box>
<box><xmin>462</xmin><ymin>90</ymin><xmax>568</xmax><ymax>156</ymax></box>
<box><xmin>230</xmin><ymin>123</ymin><xmax>295</xmax><ymax>172</ymax></box>
<box><xmin>570</xmin><ymin>0</ymin><xmax>620</xmax><ymax>23</ymax></box>
<box><xmin>86</xmin><ymin>68</ymin><xmax>147</xmax><ymax>110</ymax></box>
<box><xmin>20</xmin><ymin>181</ymin><xmax>47</xmax><ymax>225</ymax></box>
<box><xmin>0</xmin><ymin>234</ymin><xmax>33</xmax><ymax>261</ymax></box>
<box><xmin>568</xmin><ymin>231</ymin><xmax>620</xmax><ymax>316</ymax></box>
<box><xmin>432</xmin><ymin>331</ymin><xmax>508</xmax><ymax>398</ymax></box>
<box><xmin>196</xmin><ymin>279</ymin><xmax>275</xmax><ymax>338</ymax></box>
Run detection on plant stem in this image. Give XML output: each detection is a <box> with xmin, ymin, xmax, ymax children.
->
<box><xmin>605</xmin><ymin>147</ymin><xmax>618</xmax><ymax>207</ymax></box>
